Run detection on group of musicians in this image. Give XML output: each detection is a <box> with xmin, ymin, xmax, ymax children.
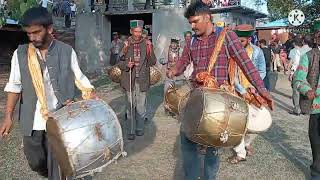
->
<box><xmin>1</xmin><ymin>1</ymin><xmax>320</xmax><ymax>180</ymax></box>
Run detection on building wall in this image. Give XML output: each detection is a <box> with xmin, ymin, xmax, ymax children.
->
<box><xmin>75</xmin><ymin>13</ymin><xmax>111</xmax><ymax>73</ymax></box>
<box><xmin>152</xmin><ymin>8</ymin><xmax>191</xmax><ymax>62</ymax></box>
<box><xmin>211</xmin><ymin>12</ymin><xmax>256</xmax><ymax>28</ymax></box>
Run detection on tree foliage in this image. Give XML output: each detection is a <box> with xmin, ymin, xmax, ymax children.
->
<box><xmin>7</xmin><ymin>0</ymin><xmax>37</xmax><ymax>20</ymax></box>
<box><xmin>267</xmin><ymin>0</ymin><xmax>297</xmax><ymax>20</ymax></box>
<box><xmin>267</xmin><ymin>0</ymin><xmax>319</xmax><ymax>27</ymax></box>
<box><xmin>0</xmin><ymin>0</ymin><xmax>37</xmax><ymax>27</ymax></box>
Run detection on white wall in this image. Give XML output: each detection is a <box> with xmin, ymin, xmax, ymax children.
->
<box><xmin>152</xmin><ymin>8</ymin><xmax>191</xmax><ymax>61</ymax></box>
<box><xmin>75</xmin><ymin>13</ymin><xmax>111</xmax><ymax>73</ymax></box>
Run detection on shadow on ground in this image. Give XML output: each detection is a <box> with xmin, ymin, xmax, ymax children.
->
<box><xmin>106</xmin><ymin>84</ymin><xmax>164</xmax><ymax>158</ymax></box>
<box><xmin>262</xmin><ymin>114</ymin><xmax>311</xmax><ymax>179</ymax></box>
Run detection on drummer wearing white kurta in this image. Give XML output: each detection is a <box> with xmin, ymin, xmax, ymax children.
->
<box><xmin>0</xmin><ymin>7</ymin><xmax>96</xmax><ymax>180</ymax></box>
<box><xmin>229</xmin><ymin>24</ymin><xmax>270</xmax><ymax>164</ymax></box>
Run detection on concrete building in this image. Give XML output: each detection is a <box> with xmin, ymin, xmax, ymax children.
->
<box><xmin>75</xmin><ymin>0</ymin><xmax>267</xmax><ymax>73</ymax></box>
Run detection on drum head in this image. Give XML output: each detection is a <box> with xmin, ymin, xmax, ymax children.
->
<box><xmin>247</xmin><ymin>105</ymin><xmax>272</xmax><ymax>133</ymax></box>
<box><xmin>47</xmin><ymin>100</ymin><xmax>124</xmax><ymax>178</ymax></box>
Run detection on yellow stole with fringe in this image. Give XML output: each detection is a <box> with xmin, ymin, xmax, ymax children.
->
<box><xmin>27</xmin><ymin>43</ymin><xmax>93</xmax><ymax>120</ymax></box>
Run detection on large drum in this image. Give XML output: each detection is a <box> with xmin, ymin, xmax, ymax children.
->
<box><xmin>46</xmin><ymin>99</ymin><xmax>124</xmax><ymax>178</ymax></box>
<box><xmin>181</xmin><ymin>88</ymin><xmax>249</xmax><ymax>147</ymax></box>
<box><xmin>247</xmin><ymin>105</ymin><xmax>272</xmax><ymax>133</ymax></box>
<box><xmin>108</xmin><ymin>65</ymin><xmax>161</xmax><ymax>85</ymax></box>
<box><xmin>164</xmin><ymin>84</ymin><xmax>192</xmax><ymax>115</ymax></box>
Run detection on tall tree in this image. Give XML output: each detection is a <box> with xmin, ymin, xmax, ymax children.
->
<box><xmin>267</xmin><ymin>0</ymin><xmax>312</xmax><ymax>20</ymax></box>
<box><xmin>267</xmin><ymin>0</ymin><xmax>296</xmax><ymax>20</ymax></box>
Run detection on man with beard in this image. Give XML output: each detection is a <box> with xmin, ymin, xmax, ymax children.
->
<box><xmin>167</xmin><ymin>2</ymin><xmax>273</xmax><ymax>179</ymax></box>
<box><xmin>229</xmin><ymin>24</ymin><xmax>266</xmax><ymax>164</ymax></box>
<box><xmin>0</xmin><ymin>7</ymin><xmax>95</xmax><ymax>179</ymax></box>
<box><xmin>118</xmin><ymin>20</ymin><xmax>157</xmax><ymax>140</ymax></box>
<box><xmin>293</xmin><ymin>21</ymin><xmax>320</xmax><ymax>179</ymax></box>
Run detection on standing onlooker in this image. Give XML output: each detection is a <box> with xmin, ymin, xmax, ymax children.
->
<box><xmin>270</xmin><ymin>42</ymin><xmax>282</xmax><ymax>72</ymax></box>
<box><xmin>299</xmin><ymin>35</ymin><xmax>314</xmax><ymax>115</ymax></box>
<box><xmin>293</xmin><ymin>20</ymin><xmax>320</xmax><ymax>179</ymax></box>
<box><xmin>289</xmin><ymin>37</ymin><xmax>303</xmax><ymax>115</ymax></box>
<box><xmin>39</xmin><ymin>0</ymin><xmax>49</xmax><ymax>9</ymax></box>
<box><xmin>70</xmin><ymin>1</ymin><xmax>77</xmax><ymax>17</ymax></box>
<box><xmin>280</xmin><ymin>48</ymin><xmax>288</xmax><ymax>74</ymax></box>
<box><xmin>259</xmin><ymin>39</ymin><xmax>272</xmax><ymax>91</ymax></box>
<box><xmin>52</xmin><ymin>1</ymin><xmax>59</xmax><ymax>16</ymax></box>
<box><xmin>90</xmin><ymin>0</ymin><xmax>95</xmax><ymax>12</ymax></box>
<box><xmin>179</xmin><ymin>31</ymin><xmax>192</xmax><ymax>51</ymax></box>
<box><xmin>62</xmin><ymin>0</ymin><xmax>72</xmax><ymax>28</ymax></box>
<box><xmin>110</xmin><ymin>32</ymin><xmax>123</xmax><ymax>66</ymax></box>
<box><xmin>284</xmin><ymin>32</ymin><xmax>295</xmax><ymax>53</ymax></box>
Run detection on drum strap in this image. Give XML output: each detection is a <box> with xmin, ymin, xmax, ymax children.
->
<box><xmin>195</xmin><ymin>28</ymin><xmax>229</xmax><ymax>88</ymax></box>
<box><xmin>27</xmin><ymin>43</ymin><xmax>94</xmax><ymax>120</ymax></box>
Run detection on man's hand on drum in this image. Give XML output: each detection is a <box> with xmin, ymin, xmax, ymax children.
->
<box><xmin>166</xmin><ymin>68</ymin><xmax>177</xmax><ymax>79</ymax></box>
<box><xmin>89</xmin><ymin>91</ymin><xmax>99</xmax><ymax>100</ymax></box>
<box><xmin>261</xmin><ymin>92</ymin><xmax>274</xmax><ymax>110</ymax></box>
<box><xmin>0</xmin><ymin>114</ymin><xmax>13</xmax><ymax>138</ymax></box>
<box><xmin>127</xmin><ymin>61</ymin><xmax>135</xmax><ymax>69</ymax></box>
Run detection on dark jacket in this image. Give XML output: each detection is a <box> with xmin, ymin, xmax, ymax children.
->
<box><xmin>17</xmin><ymin>40</ymin><xmax>75</xmax><ymax>136</ymax></box>
<box><xmin>261</xmin><ymin>46</ymin><xmax>272</xmax><ymax>71</ymax></box>
<box><xmin>118</xmin><ymin>38</ymin><xmax>156</xmax><ymax>92</ymax></box>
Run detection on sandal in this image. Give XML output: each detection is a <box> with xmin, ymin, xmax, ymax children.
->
<box><xmin>246</xmin><ymin>146</ymin><xmax>254</xmax><ymax>156</ymax></box>
<box><xmin>228</xmin><ymin>155</ymin><xmax>246</xmax><ymax>164</ymax></box>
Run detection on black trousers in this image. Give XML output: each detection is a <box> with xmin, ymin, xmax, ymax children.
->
<box><xmin>65</xmin><ymin>14</ymin><xmax>71</xmax><ymax>28</ymax></box>
<box><xmin>23</xmin><ymin>130</ymin><xmax>61</xmax><ymax>180</ymax></box>
<box><xmin>310</xmin><ymin>114</ymin><xmax>320</xmax><ymax>178</ymax></box>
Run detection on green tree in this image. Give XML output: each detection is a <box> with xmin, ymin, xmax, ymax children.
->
<box><xmin>302</xmin><ymin>0</ymin><xmax>320</xmax><ymax>24</ymax></box>
<box><xmin>267</xmin><ymin>0</ymin><xmax>297</xmax><ymax>20</ymax></box>
<box><xmin>267</xmin><ymin>0</ymin><xmax>311</xmax><ymax>20</ymax></box>
<box><xmin>7</xmin><ymin>0</ymin><xmax>37</xmax><ymax>21</ymax></box>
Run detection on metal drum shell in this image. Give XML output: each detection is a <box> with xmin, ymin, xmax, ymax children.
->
<box><xmin>108</xmin><ymin>66</ymin><xmax>161</xmax><ymax>85</ymax></box>
<box><xmin>247</xmin><ymin>105</ymin><xmax>272</xmax><ymax>133</ymax></box>
<box><xmin>150</xmin><ymin>66</ymin><xmax>162</xmax><ymax>85</ymax></box>
<box><xmin>164</xmin><ymin>84</ymin><xmax>191</xmax><ymax>115</ymax></box>
<box><xmin>181</xmin><ymin>88</ymin><xmax>249</xmax><ymax>147</ymax></box>
<box><xmin>46</xmin><ymin>99</ymin><xmax>124</xmax><ymax>178</ymax></box>
<box><xmin>108</xmin><ymin>66</ymin><xmax>122</xmax><ymax>83</ymax></box>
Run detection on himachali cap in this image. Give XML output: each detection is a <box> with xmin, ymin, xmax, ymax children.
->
<box><xmin>112</xmin><ymin>32</ymin><xmax>118</xmax><ymax>35</ymax></box>
<box><xmin>234</xmin><ymin>24</ymin><xmax>255</xmax><ymax>37</ymax></box>
<box><xmin>130</xmin><ymin>20</ymin><xmax>144</xmax><ymax>28</ymax></box>
<box><xmin>313</xmin><ymin>20</ymin><xmax>320</xmax><ymax>32</ymax></box>
<box><xmin>171</xmin><ymin>38</ymin><xmax>179</xmax><ymax>44</ymax></box>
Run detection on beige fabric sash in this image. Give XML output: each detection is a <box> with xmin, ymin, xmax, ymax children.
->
<box><xmin>27</xmin><ymin>43</ymin><xmax>93</xmax><ymax>120</ymax></box>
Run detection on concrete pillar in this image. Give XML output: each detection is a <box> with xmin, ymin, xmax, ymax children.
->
<box><xmin>75</xmin><ymin>13</ymin><xmax>111</xmax><ymax>74</ymax></box>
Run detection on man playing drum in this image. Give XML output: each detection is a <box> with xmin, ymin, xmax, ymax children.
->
<box><xmin>118</xmin><ymin>20</ymin><xmax>157</xmax><ymax>140</ymax></box>
<box><xmin>0</xmin><ymin>7</ymin><xmax>96</xmax><ymax>180</ymax></box>
<box><xmin>230</xmin><ymin>24</ymin><xmax>267</xmax><ymax>164</ymax></box>
<box><xmin>167</xmin><ymin>2</ymin><xmax>273</xmax><ymax>179</ymax></box>
<box><xmin>161</xmin><ymin>38</ymin><xmax>182</xmax><ymax>115</ymax></box>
